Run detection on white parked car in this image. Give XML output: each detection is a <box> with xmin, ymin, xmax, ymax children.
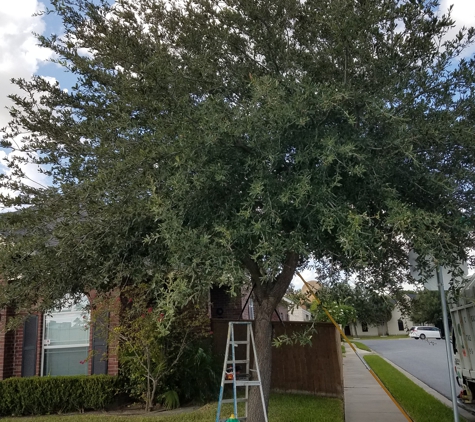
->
<box><xmin>408</xmin><ymin>326</ymin><xmax>441</xmax><ymax>340</ymax></box>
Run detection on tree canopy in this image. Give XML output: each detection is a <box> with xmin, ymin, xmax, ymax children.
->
<box><xmin>311</xmin><ymin>280</ymin><xmax>394</xmax><ymax>328</ymax></box>
<box><xmin>1</xmin><ymin>0</ymin><xmax>475</xmax><ymax>419</ymax></box>
<box><xmin>410</xmin><ymin>289</ymin><xmax>445</xmax><ymax>328</ymax></box>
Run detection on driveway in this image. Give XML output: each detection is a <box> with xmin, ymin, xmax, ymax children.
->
<box><xmin>358</xmin><ymin>338</ymin><xmax>454</xmax><ymax>399</ymax></box>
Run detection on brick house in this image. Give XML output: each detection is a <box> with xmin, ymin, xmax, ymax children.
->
<box><xmin>0</xmin><ymin>294</ymin><xmax>118</xmax><ymax>380</ymax></box>
<box><xmin>0</xmin><ymin>283</ymin><xmax>300</xmax><ymax>380</ymax></box>
<box><xmin>209</xmin><ymin>285</ymin><xmax>290</xmax><ymax>322</ymax></box>
<box><xmin>1</xmin><ymin>285</ymin><xmax>234</xmax><ymax>380</ymax></box>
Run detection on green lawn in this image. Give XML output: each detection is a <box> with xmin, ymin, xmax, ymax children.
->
<box><xmin>350</xmin><ymin>341</ymin><xmax>371</xmax><ymax>352</ymax></box>
<box><xmin>0</xmin><ymin>393</ymin><xmax>343</xmax><ymax>422</ymax></box>
<box><xmin>364</xmin><ymin>355</ymin><xmax>466</xmax><ymax>422</ymax></box>
<box><xmin>349</xmin><ymin>335</ymin><xmax>408</xmax><ymax>340</ymax></box>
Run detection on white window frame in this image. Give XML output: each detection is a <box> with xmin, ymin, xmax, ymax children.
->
<box><xmin>41</xmin><ymin>296</ymin><xmax>90</xmax><ymax>376</ymax></box>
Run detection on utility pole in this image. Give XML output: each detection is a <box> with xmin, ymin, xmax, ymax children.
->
<box><xmin>437</xmin><ymin>266</ymin><xmax>460</xmax><ymax>422</ymax></box>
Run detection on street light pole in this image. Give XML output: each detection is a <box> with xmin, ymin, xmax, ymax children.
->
<box><xmin>437</xmin><ymin>266</ymin><xmax>460</xmax><ymax>422</ymax></box>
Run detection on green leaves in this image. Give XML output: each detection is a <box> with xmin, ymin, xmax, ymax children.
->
<box><xmin>0</xmin><ymin>375</ymin><xmax>118</xmax><ymax>416</ymax></box>
<box><xmin>93</xmin><ymin>286</ymin><xmax>213</xmax><ymax>410</ymax></box>
<box><xmin>410</xmin><ymin>289</ymin><xmax>445</xmax><ymax>326</ymax></box>
<box><xmin>0</xmin><ymin>0</ymin><xmax>475</xmax><ymax>316</ymax></box>
<box><xmin>312</xmin><ymin>300</ymin><xmax>357</xmax><ymax>328</ymax></box>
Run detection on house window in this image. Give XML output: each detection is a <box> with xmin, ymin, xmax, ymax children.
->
<box><xmin>42</xmin><ymin>296</ymin><xmax>90</xmax><ymax>376</ymax></box>
<box><xmin>248</xmin><ymin>298</ymin><xmax>255</xmax><ymax>320</ymax></box>
<box><xmin>398</xmin><ymin>319</ymin><xmax>405</xmax><ymax>331</ymax></box>
<box><xmin>362</xmin><ymin>322</ymin><xmax>368</xmax><ymax>332</ymax></box>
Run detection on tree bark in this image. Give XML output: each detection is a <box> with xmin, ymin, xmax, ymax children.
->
<box><xmin>245</xmin><ymin>252</ymin><xmax>299</xmax><ymax>422</ymax></box>
<box><xmin>248</xmin><ymin>300</ymin><xmax>273</xmax><ymax>422</ymax></box>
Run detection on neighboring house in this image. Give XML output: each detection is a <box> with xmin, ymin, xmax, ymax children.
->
<box><xmin>0</xmin><ymin>283</ymin><xmax>312</xmax><ymax>381</ymax></box>
<box><xmin>283</xmin><ymin>296</ymin><xmax>312</xmax><ymax>322</ymax></box>
<box><xmin>1</xmin><ymin>283</ymin><xmax>260</xmax><ymax>381</ymax></box>
<box><xmin>386</xmin><ymin>294</ymin><xmax>416</xmax><ymax>335</ymax></box>
<box><xmin>0</xmin><ymin>294</ymin><xmax>118</xmax><ymax>380</ymax></box>
<box><xmin>300</xmin><ymin>279</ymin><xmax>322</xmax><ymax>300</ymax></box>
<box><xmin>299</xmin><ymin>280</ymin><xmax>415</xmax><ymax>337</ymax></box>
<box><xmin>349</xmin><ymin>321</ymin><xmax>384</xmax><ymax>337</ymax></box>
<box><xmin>348</xmin><ymin>294</ymin><xmax>415</xmax><ymax>337</ymax></box>
<box><xmin>210</xmin><ymin>285</ymin><xmax>302</xmax><ymax>322</ymax></box>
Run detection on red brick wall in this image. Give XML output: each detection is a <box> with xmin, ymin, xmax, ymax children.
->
<box><xmin>0</xmin><ymin>299</ymin><xmax>120</xmax><ymax>379</ymax></box>
<box><xmin>12</xmin><ymin>318</ymin><xmax>23</xmax><ymax>378</ymax></box>
<box><xmin>9</xmin><ymin>313</ymin><xmax>43</xmax><ymax>377</ymax></box>
<box><xmin>106</xmin><ymin>311</ymin><xmax>119</xmax><ymax>376</ymax></box>
<box><xmin>210</xmin><ymin>286</ymin><xmax>245</xmax><ymax>320</ymax></box>
<box><xmin>88</xmin><ymin>290</ymin><xmax>119</xmax><ymax>376</ymax></box>
<box><xmin>0</xmin><ymin>307</ymin><xmax>15</xmax><ymax>379</ymax></box>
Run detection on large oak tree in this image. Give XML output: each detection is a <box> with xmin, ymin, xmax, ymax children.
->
<box><xmin>2</xmin><ymin>0</ymin><xmax>475</xmax><ymax>419</ymax></box>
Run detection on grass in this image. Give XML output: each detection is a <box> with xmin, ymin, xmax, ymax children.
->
<box><xmin>348</xmin><ymin>335</ymin><xmax>408</xmax><ymax>340</ymax></box>
<box><xmin>0</xmin><ymin>393</ymin><xmax>343</xmax><ymax>422</ymax></box>
<box><xmin>350</xmin><ymin>341</ymin><xmax>371</xmax><ymax>352</ymax></box>
<box><xmin>364</xmin><ymin>355</ymin><xmax>466</xmax><ymax>422</ymax></box>
<box><xmin>341</xmin><ymin>344</ymin><xmax>346</xmax><ymax>354</ymax></box>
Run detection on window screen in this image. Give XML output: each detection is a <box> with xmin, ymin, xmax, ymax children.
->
<box><xmin>43</xmin><ymin>296</ymin><xmax>90</xmax><ymax>376</ymax></box>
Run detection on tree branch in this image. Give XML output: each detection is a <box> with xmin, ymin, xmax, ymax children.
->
<box><xmin>242</xmin><ymin>255</ymin><xmax>262</xmax><ymax>284</ymax></box>
<box><xmin>270</xmin><ymin>251</ymin><xmax>300</xmax><ymax>302</ymax></box>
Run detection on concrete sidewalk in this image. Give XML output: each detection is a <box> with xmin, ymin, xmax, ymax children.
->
<box><xmin>343</xmin><ymin>346</ymin><xmax>408</xmax><ymax>422</ymax></box>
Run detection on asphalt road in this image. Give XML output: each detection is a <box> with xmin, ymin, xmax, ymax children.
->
<box><xmin>358</xmin><ymin>337</ymin><xmax>455</xmax><ymax>399</ymax></box>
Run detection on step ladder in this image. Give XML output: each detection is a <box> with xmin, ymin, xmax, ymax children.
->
<box><xmin>215</xmin><ymin>321</ymin><xmax>268</xmax><ymax>422</ymax></box>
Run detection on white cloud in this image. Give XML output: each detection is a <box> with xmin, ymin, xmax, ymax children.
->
<box><xmin>0</xmin><ymin>1</ymin><xmax>52</xmax><ymax>129</ymax></box>
<box><xmin>291</xmin><ymin>268</ymin><xmax>317</xmax><ymax>290</ymax></box>
<box><xmin>39</xmin><ymin>75</ymin><xmax>58</xmax><ymax>85</ymax></box>
<box><xmin>439</xmin><ymin>0</ymin><xmax>475</xmax><ymax>54</ymax></box>
<box><xmin>440</xmin><ymin>0</ymin><xmax>475</xmax><ymax>31</ymax></box>
<box><xmin>0</xmin><ymin>2</ymin><xmax>53</xmax><ymax>208</ymax></box>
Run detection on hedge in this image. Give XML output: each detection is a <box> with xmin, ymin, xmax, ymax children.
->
<box><xmin>0</xmin><ymin>375</ymin><xmax>119</xmax><ymax>416</ymax></box>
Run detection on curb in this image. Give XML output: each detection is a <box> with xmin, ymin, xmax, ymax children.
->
<box><xmin>365</xmin><ymin>349</ymin><xmax>475</xmax><ymax>422</ymax></box>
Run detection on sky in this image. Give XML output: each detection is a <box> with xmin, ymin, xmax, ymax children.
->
<box><xmin>0</xmin><ymin>0</ymin><xmax>474</xmax><ymax>287</ymax></box>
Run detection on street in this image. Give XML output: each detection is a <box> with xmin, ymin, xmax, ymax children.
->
<box><xmin>358</xmin><ymin>338</ymin><xmax>454</xmax><ymax>399</ymax></box>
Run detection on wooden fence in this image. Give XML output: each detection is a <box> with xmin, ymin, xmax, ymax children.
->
<box><xmin>211</xmin><ymin>319</ymin><xmax>343</xmax><ymax>398</ymax></box>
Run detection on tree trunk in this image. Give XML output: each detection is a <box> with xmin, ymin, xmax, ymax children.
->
<box><xmin>244</xmin><ymin>252</ymin><xmax>299</xmax><ymax>422</ymax></box>
<box><xmin>247</xmin><ymin>294</ymin><xmax>274</xmax><ymax>421</ymax></box>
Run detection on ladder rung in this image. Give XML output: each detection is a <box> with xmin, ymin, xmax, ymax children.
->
<box><xmin>217</xmin><ymin>322</ymin><xmax>265</xmax><ymax>422</ymax></box>
<box><xmin>225</xmin><ymin>380</ymin><xmax>261</xmax><ymax>386</ymax></box>
<box><xmin>223</xmin><ymin>374</ymin><xmax>249</xmax><ymax>380</ymax></box>
<box><xmin>221</xmin><ymin>398</ymin><xmax>248</xmax><ymax>404</ymax></box>
<box><xmin>237</xmin><ymin>380</ymin><xmax>260</xmax><ymax>386</ymax></box>
<box><xmin>236</xmin><ymin>374</ymin><xmax>250</xmax><ymax>379</ymax></box>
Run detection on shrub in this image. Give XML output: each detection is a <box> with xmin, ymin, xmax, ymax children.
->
<box><xmin>102</xmin><ymin>286</ymin><xmax>216</xmax><ymax>411</ymax></box>
<box><xmin>0</xmin><ymin>375</ymin><xmax>119</xmax><ymax>416</ymax></box>
<box><xmin>165</xmin><ymin>342</ymin><xmax>221</xmax><ymax>404</ymax></box>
